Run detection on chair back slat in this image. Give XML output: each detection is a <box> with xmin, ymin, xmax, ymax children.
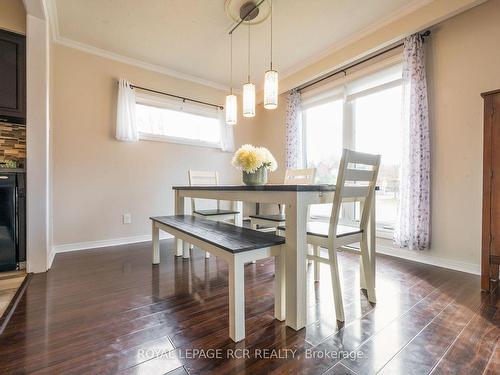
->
<box><xmin>328</xmin><ymin>149</ymin><xmax>381</xmax><ymax>240</ymax></box>
<box><xmin>188</xmin><ymin>170</ymin><xmax>220</xmax><ymax>211</ymax></box>
<box><xmin>284</xmin><ymin>168</ymin><xmax>316</xmax><ymax>185</ymax></box>
<box><xmin>344</xmin><ymin>149</ymin><xmax>380</xmax><ymax>166</ymax></box>
<box><xmin>341</xmin><ymin>186</ymin><xmax>371</xmax><ymax>199</ymax></box>
<box><xmin>344</xmin><ymin>169</ymin><xmax>374</xmax><ymax>182</ymax></box>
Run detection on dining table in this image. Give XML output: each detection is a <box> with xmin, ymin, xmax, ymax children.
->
<box><xmin>171</xmin><ymin>184</ymin><xmax>376</xmax><ymax>331</ymax></box>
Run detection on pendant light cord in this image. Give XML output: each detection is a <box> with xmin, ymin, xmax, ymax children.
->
<box><xmin>270</xmin><ymin>0</ymin><xmax>273</xmax><ymax>70</ymax></box>
<box><xmin>230</xmin><ymin>33</ymin><xmax>233</xmax><ymax>94</ymax></box>
<box><xmin>247</xmin><ymin>21</ymin><xmax>251</xmax><ymax>83</ymax></box>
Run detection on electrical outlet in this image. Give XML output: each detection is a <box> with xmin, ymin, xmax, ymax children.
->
<box><xmin>123</xmin><ymin>213</ymin><xmax>132</xmax><ymax>224</ymax></box>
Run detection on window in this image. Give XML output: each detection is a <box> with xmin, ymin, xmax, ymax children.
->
<box><xmin>135</xmin><ymin>93</ymin><xmax>222</xmax><ymax>148</ymax></box>
<box><xmin>353</xmin><ymin>85</ymin><xmax>402</xmax><ymax>230</ymax></box>
<box><xmin>302</xmin><ymin>62</ymin><xmax>403</xmax><ymax>233</ymax></box>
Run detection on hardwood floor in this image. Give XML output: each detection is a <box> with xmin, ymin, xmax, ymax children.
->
<box><xmin>0</xmin><ymin>240</ymin><xmax>497</xmax><ymax>374</ymax></box>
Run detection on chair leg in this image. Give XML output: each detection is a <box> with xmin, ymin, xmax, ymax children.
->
<box><xmin>327</xmin><ymin>245</ymin><xmax>345</xmax><ymax>322</ymax></box>
<box><xmin>360</xmin><ymin>236</ymin><xmax>376</xmax><ymax>303</ymax></box>
<box><xmin>307</xmin><ymin>244</ymin><xmax>313</xmax><ymax>265</ymax></box>
<box><xmin>360</xmin><ymin>261</ymin><xmax>367</xmax><ymax>290</ymax></box>
<box><xmin>229</xmin><ymin>255</ymin><xmax>245</xmax><ymax>342</ymax></box>
<box><xmin>314</xmin><ymin>245</ymin><xmax>320</xmax><ymax>282</ymax></box>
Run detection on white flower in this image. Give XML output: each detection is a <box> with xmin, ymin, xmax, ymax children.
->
<box><xmin>232</xmin><ymin>145</ymin><xmax>278</xmax><ymax>173</ymax></box>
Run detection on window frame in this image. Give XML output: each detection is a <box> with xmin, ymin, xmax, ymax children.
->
<box><xmin>301</xmin><ymin>60</ymin><xmax>403</xmax><ymax>235</ymax></box>
<box><xmin>135</xmin><ymin>92</ymin><xmax>223</xmax><ymax>149</ymax></box>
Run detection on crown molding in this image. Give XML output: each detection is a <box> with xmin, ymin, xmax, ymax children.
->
<box><xmin>44</xmin><ymin>0</ymin><xmax>230</xmax><ymax>92</ymax></box>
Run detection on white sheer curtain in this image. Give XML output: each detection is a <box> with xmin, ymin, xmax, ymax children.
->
<box><xmin>116</xmin><ymin>79</ymin><xmax>139</xmax><ymax>142</ymax></box>
<box><xmin>219</xmin><ymin>109</ymin><xmax>235</xmax><ymax>152</ymax></box>
<box><xmin>285</xmin><ymin>89</ymin><xmax>302</xmax><ymax>168</ymax></box>
<box><xmin>394</xmin><ymin>34</ymin><xmax>431</xmax><ymax>250</ymax></box>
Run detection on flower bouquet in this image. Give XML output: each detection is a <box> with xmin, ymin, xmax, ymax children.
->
<box><xmin>231</xmin><ymin>144</ymin><xmax>277</xmax><ymax>185</ymax></box>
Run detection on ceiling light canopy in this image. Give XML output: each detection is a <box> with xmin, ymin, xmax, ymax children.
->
<box><xmin>225</xmin><ymin>0</ymin><xmax>271</xmax><ymax>25</ymax></box>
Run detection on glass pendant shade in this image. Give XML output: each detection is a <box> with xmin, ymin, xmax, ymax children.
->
<box><xmin>243</xmin><ymin>83</ymin><xmax>256</xmax><ymax>117</ymax></box>
<box><xmin>225</xmin><ymin>94</ymin><xmax>237</xmax><ymax>125</ymax></box>
<box><xmin>264</xmin><ymin>69</ymin><xmax>278</xmax><ymax>109</ymax></box>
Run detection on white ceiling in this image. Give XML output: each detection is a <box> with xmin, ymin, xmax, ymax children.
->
<box><xmin>52</xmin><ymin>0</ymin><xmax>425</xmax><ymax>90</ymax></box>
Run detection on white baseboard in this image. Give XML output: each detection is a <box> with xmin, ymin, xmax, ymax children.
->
<box><xmin>52</xmin><ymin>233</ymin><xmax>173</xmax><ymax>255</ymax></box>
<box><xmin>48</xmin><ymin>246</ymin><xmax>56</xmax><ymax>269</ymax></box>
<box><xmin>376</xmin><ymin>244</ymin><xmax>480</xmax><ymax>275</ymax></box>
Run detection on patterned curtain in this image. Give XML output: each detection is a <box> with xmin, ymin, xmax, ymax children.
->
<box><xmin>394</xmin><ymin>34</ymin><xmax>431</xmax><ymax>250</ymax></box>
<box><xmin>285</xmin><ymin>89</ymin><xmax>302</xmax><ymax>168</ymax></box>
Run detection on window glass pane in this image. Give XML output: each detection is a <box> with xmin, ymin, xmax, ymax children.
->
<box><xmin>353</xmin><ymin>85</ymin><xmax>402</xmax><ymax>229</ymax></box>
<box><xmin>304</xmin><ymin>99</ymin><xmax>343</xmax><ymax>218</ymax></box>
<box><xmin>136</xmin><ymin>104</ymin><xmax>221</xmax><ymax>144</ymax></box>
<box><xmin>304</xmin><ymin>100</ymin><xmax>343</xmax><ymax>183</ymax></box>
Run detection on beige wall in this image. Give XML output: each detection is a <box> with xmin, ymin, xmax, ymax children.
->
<box><xmin>51</xmin><ymin>44</ymin><xmax>256</xmax><ymax>245</ymax></box>
<box><xmin>252</xmin><ymin>0</ymin><xmax>500</xmax><ymax>269</ymax></box>
<box><xmin>426</xmin><ymin>0</ymin><xmax>500</xmax><ymax>265</ymax></box>
<box><xmin>0</xmin><ymin>0</ymin><xmax>25</xmax><ymax>34</ymax></box>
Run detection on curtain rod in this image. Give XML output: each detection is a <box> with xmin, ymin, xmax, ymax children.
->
<box><xmin>127</xmin><ymin>84</ymin><xmax>224</xmax><ymax>110</ymax></box>
<box><xmin>296</xmin><ymin>30</ymin><xmax>431</xmax><ymax>92</ymax></box>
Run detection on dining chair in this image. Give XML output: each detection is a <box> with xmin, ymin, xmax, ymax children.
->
<box><xmin>249</xmin><ymin>168</ymin><xmax>316</xmax><ymax>231</ymax></box>
<box><xmin>188</xmin><ymin>170</ymin><xmax>240</xmax><ymax>258</ymax></box>
<box><xmin>277</xmin><ymin>149</ymin><xmax>380</xmax><ymax>322</ymax></box>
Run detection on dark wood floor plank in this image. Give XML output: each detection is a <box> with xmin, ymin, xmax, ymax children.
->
<box><xmin>483</xmin><ymin>341</ymin><xmax>499</xmax><ymax>375</ymax></box>
<box><xmin>323</xmin><ymin>362</ymin><xmax>357</xmax><ymax>374</ymax></box>
<box><xmin>430</xmin><ymin>292</ymin><xmax>500</xmax><ymax>375</ymax></box>
<box><xmin>338</xmin><ymin>274</ymin><xmax>478</xmax><ymax>374</ymax></box>
<box><xmin>378</xmin><ymin>281</ymin><xmax>483</xmax><ymax>374</ymax></box>
<box><xmin>0</xmin><ymin>239</ymin><xmax>486</xmax><ymax>375</ymax></box>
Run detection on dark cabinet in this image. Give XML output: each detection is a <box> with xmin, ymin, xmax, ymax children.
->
<box><xmin>0</xmin><ymin>29</ymin><xmax>26</xmax><ymax>125</ymax></box>
<box><xmin>0</xmin><ymin>172</ymin><xmax>25</xmax><ymax>271</ymax></box>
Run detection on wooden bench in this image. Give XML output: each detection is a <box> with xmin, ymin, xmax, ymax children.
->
<box><xmin>150</xmin><ymin>215</ymin><xmax>285</xmax><ymax>342</ymax></box>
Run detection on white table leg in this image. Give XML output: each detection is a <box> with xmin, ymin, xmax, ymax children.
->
<box><xmin>233</xmin><ymin>200</ymin><xmax>243</xmax><ymax>227</ymax></box>
<box><xmin>152</xmin><ymin>222</ymin><xmax>160</xmax><ymax>265</ymax></box>
<box><xmin>285</xmin><ymin>193</ymin><xmax>308</xmax><ymax>331</ymax></box>
<box><xmin>229</xmin><ymin>254</ymin><xmax>245</xmax><ymax>342</ymax></box>
<box><xmin>174</xmin><ymin>190</ymin><xmax>184</xmax><ymax>257</ymax></box>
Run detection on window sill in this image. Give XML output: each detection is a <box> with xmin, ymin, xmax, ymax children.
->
<box><xmin>138</xmin><ymin>132</ymin><xmax>222</xmax><ymax>150</ymax></box>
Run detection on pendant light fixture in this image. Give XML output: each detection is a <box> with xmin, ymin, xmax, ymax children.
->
<box><xmin>264</xmin><ymin>0</ymin><xmax>278</xmax><ymax>109</ymax></box>
<box><xmin>243</xmin><ymin>21</ymin><xmax>256</xmax><ymax>117</ymax></box>
<box><xmin>225</xmin><ymin>33</ymin><xmax>237</xmax><ymax>125</ymax></box>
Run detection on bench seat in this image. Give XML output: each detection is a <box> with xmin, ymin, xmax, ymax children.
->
<box><xmin>151</xmin><ymin>215</ymin><xmax>284</xmax><ymax>253</ymax></box>
<box><xmin>150</xmin><ymin>215</ymin><xmax>285</xmax><ymax>342</ymax></box>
